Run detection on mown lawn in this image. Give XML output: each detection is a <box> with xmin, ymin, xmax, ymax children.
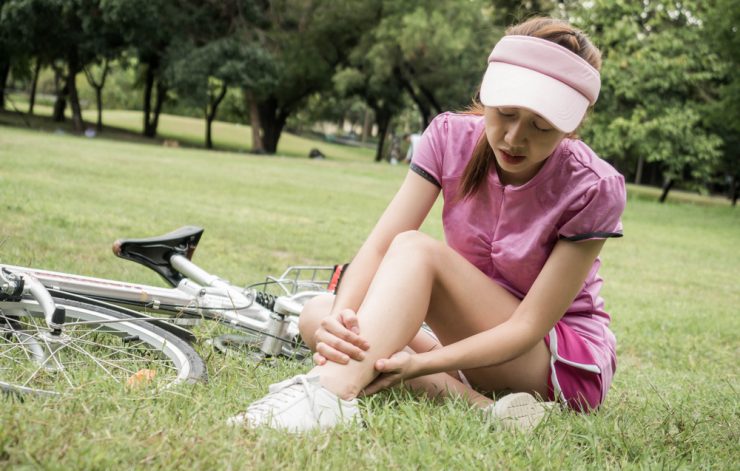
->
<box><xmin>0</xmin><ymin>102</ymin><xmax>377</xmax><ymax>162</ymax></box>
<box><xmin>0</xmin><ymin>123</ymin><xmax>737</xmax><ymax>469</ymax></box>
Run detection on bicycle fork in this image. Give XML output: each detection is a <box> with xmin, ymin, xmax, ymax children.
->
<box><xmin>1</xmin><ymin>268</ymin><xmax>68</xmax><ymax>371</ymax></box>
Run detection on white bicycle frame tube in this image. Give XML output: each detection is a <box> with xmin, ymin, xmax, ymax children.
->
<box><xmin>0</xmin><ymin>263</ymin><xmax>280</xmax><ymax>338</ymax></box>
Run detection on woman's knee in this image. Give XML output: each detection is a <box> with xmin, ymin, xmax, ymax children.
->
<box><xmin>387</xmin><ymin>230</ymin><xmax>440</xmax><ymax>264</ymax></box>
<box><xmin>298</xmin><ymin>293</ymin><xmax>334</xmax><ymax>349</ymax></box>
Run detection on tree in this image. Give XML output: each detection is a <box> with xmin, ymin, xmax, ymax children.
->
<box><xmin>333</xmin><ymin>64</ymin><xmax>406</xmax><ymax>161</ymax></box>
<box><xmin>702</xmin><ymin>0</ymin><xmax>740</xmax><ymax>205</ymax></box>
<box><xmin>360</xmin><ymin>1</ymin><xmax>496</xmax><ymax>130</ymax></box>
<box><xmin>244</xmin><ymin>0</ymin><xmax>377</xmax><ymax>154</ymax></box>
<box><xmin>101</xmin><ymin>0</ymin><xmax>188</xmax><ymax>137</ymax></box>
<box><xmin>329</xmin><ymin>0</ymin><xmax>502</xmax><ymax>161</ymax></box>
<box><xmin>0</xmin><ymin>0</ymin><xmax>64</xmax><ymax>114</ymax></box>
<box><xmin>161</xmin><ymin>0</ymin><xmax>276</xmax><ymax>149</ymax></box>
<box><xmin>0</xmin><ymin>0</ymin><xmax>14</xmax><ymax>110</ymax></box>
<box><xmin>83</xmin><ymin>59</ymin><xmax>110</xmax><ymax>132</ymax></box>
<box><xmin>568</xmin><ymin>0</ymin><xmax>724</xmax><ymax>201</ymax></box>
<box><xmin>170</xmin><ymin>38</ymin><xmax>275</xmax><ymax>149</ymax></box>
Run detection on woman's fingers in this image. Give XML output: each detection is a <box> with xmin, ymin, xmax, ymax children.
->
<box><xmin>375</xmin><ymin>351</ymin><xmax>410</xmax><ymax>372</ymax></box>
<box><xmin>315</xmin><ymin>341</ymin><xmax>351</xmax><ymax>364</ymax></box>
<box><xmin>315</xmin><ymin>338</ymin><xmax>369</xmax><ymax>363</ymax></box>
<box><xmin>339</xmin><ymin>309</ymin><xmax>361</xmax><ymax>335</ymax></box>
<box><xmin>315</xmin><ymin>332</ymin><xmax>367</xmax><ymax>361</ymax></box>
<box><xmin>325</xmin><ymin>311</ymin><xmax>370</xmax><ymax>350</ymax></box>
<box><xmin>313</xmin><ymin>352</ymin><xmax>327</xmax><ymax>366</ymax></box>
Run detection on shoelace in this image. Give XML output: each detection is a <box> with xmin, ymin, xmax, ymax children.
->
<box><xmin>248</xmin><ymin>375</ymin><xmax>318</xmax><ymax>422</ymax></box>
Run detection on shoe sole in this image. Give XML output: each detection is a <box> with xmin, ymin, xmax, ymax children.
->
<box><xmin>492</xmin><ymin>392</ymin><xmax>549</xmax><ymax>431</ymax></box>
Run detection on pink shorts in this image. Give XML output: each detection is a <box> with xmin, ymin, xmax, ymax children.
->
<box><xmin>543</xmin><ymin>322</ymin><xmax>605</xmax><ymax>412</ymax></box>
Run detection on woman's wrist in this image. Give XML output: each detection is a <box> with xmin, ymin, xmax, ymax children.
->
<box><xmin>410</xmin><ymin>350</ymin><xmax>438</xmax><ymax>378</ymax></box>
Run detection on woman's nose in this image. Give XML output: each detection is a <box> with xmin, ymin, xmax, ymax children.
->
<box><xmin>504</xmin><ymin>120</ymin><xmax>527</xmax><ymax>147</ymax></box>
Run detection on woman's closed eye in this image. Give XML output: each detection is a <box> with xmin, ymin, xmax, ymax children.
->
<box><xmin>532</xmin><ymin>120</ymin><xmax>554</xmax><ymax>132</ymax></box>
<box><xmin>496</xmin><ymin>108</ymin><xmax>516</xmax><ymax>117</ymax></box>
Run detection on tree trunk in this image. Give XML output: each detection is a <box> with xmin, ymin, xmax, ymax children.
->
<box><xmin>142</xmin><ymin>63</ymin><xmax>155</xmax><ymax>137</ymax></box>
<box><xmin>400</xmin><ymin>78</ymin><xmax>431</xmax><ymax>130</ymax></box>
<box><xmin>259</xmin><ymin>103</ymin><xmax>288</xmax><ymax>155</ymax></box>
<box><xmin>95</xmin><ymin>88</ymin><xmax>103</xmax><ymax>132</ymax></box>
<box><xmin>250</xmin><ymin>103</ymin><xmax>264</xmax><ymax>153</ymax></box>
<box><xmin>374</xmin><ymin>110</ymin><xmax>391</xmax><ymax>162</ymax></box>
<box><xmin>67</xmin><ymin>71</ymin><xmax>84</xmax><ymax>132</ymax></box>
<box><xmin>659</xmin><ymin>178</ymin><xmax>674</xmax><ymax>203</ymax></box>
<box><xmin>143</xmin><ymin>76</ymin><xmax>166</xmax><ymax>138</ymax></box>
<box><xmin>148</xmin><ymin>81</ymin><xmax>166</xmax><ymax>138</ymax></box>
<box><xmin>337</xmin><ymin>116</ymin><xmax>345</xmax><ymax>134</ymax></box>
<box><xmin>205</xmin><ymin>83</ymin><xmax>228</xmax><ymax>149</ymax></box>
<box><xmin>52</xmin><ymin>69</ymin><xmax>68</xmax><ymax>123</ymax></box>
<box><xmin>418</xmin><ymin>83</ymin><xmax>442</xmax><ymax>121</ymax></box>
<box><xmin>361</xmin><ymin>107</ymin><xmax>373</xmax><ymax>143</ymax></box>
<box><xmin>255</xmin><ymin>96</ymin><xmax>288</xmax><ymax>155</ymax></box>
<box><xmin>396</xmin><ymin>66</ymin><xmax>432</xmax><ymax>129</ymax></box>
<box><xmin>66</xmin><ymin>52</ymin><xmax>85</xmax><ymax>132</ymax></box>
<box><xmin>0</xmin><ymin>60</ymin><xmax>9</xmax><ymax>110</ymax></box>
<box><xmin>634</xmin><ymin>154</ymin><xmax>645</xmax><ymax>184</ymax></box>
<box><xmin>28</xmin><ymin>59</ymin><xmax>41</xmax><ymax>115</ymax></box>
<box><xmin>245</xmin><ymin>89</ymin><xmax>264</xmax><ymax>153</ymax></box>
<box><xmin>84</xmin><ymin>60</ymin><xmax>109</xmax><ymax>133</ymax></box>
<box><xmin>731</xmin><ymin>176</ymin><xmax>738</xmax><ymax>207</ymax></box>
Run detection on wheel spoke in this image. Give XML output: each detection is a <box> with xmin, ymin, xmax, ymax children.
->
<box><xmin>63</xmin><ymin>342</ymin><xmax>126</xmax><ymax>379</ymax></box>
<box><xmin>1</xmin><ymin>298</ymin><xmax>202</xmax><ymax>395</ymax></box>
<box><xmin>70</xmin><ymin>336</ymin><xmax>170</xmax><ymax>366</ymax></box>
<box><xmin>37</xmin><ymin>334</ymin><xmax>77</xmax><ymax>388</ymax></box>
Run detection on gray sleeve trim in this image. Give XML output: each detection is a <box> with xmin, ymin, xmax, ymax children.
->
<box><xmin>560</xmin><ymin>231</ymin><xmax>623</xmax><ymax>242</ymax></box>
<box><xmin>410</xmin><ymin>163</ymin><xmax>441</xmax><ymax>188</ymax></box>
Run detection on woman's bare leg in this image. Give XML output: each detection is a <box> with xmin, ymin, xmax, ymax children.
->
<box><xmin>301</xmin><ymin>231</ymin><xmax>550</xmax><ymax>401</ymax></box>
<box><xmin>301</xmin><ymin>295</ymin><xmax>491</xmax><ymax>406</ymax></box>
<box><xmin>301</xmin><ymin>297</ymin><xmax>493</xmax><ymax>407</ymax></box>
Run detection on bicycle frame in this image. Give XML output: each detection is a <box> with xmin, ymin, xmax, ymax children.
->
<box><xmin>0</xmin><ymin>259</ymin><xmax>333</xmax><ymax>357</ymax></box>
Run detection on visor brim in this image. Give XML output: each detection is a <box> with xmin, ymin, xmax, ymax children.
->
<box><xmin>480</xmin><ymin>62</ymin><xmax>589</xmax><ymax>133</ymax></box>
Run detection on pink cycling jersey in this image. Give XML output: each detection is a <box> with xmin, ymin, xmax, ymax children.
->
<box><xmin>411</xmin><ymin>112</ymin><xmax>626</xmax><ymax>403</ymax></box>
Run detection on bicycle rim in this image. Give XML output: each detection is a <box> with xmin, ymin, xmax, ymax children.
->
<box><xmin>0</xmin><ymin>297</ymin><xmax>206</xmax><ymax>397</ymax></box>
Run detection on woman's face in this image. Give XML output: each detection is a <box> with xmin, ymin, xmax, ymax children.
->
<box><xmin>484</xmin><ymin>106</ymin><xmax>567</xmax><ymax>186</ymax></box>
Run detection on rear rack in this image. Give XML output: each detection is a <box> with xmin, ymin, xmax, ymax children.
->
<box><xmin>246</xmin><ymin>265</ymin><xmax>339</xmax><ymax>311</ymax></box>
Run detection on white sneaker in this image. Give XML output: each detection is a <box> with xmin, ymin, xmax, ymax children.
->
<box><xmin>227</xmin><ymin>374</ymin><xmax>359</xmax><ymax>432</ymax></box>
<box><xmin>486</xmin><ymin>392</ymin><xmax>554</xmax><ymax>431</ymax></box>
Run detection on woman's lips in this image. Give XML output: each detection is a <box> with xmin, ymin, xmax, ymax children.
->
<box><xmin>499</xmin><ymin>149</ymin><xmax>525</xmax><ymax>165</ymax></box>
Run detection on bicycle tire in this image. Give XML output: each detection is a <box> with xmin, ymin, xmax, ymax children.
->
<box><xmin>0</xmin><ymin>296</ymin><xmax>206</xmax><ymax>397</ymax></box>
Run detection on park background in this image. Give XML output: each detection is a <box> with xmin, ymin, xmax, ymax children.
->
<box><xmin>1</xmin><ymin>0</ymin><xmax>738</xmax><ymax>469</ymax></box>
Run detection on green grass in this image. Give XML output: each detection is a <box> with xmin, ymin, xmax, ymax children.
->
<box><xmin>0</xmin><ymin>100</ymin><xmax>376</xmax><ymax>162</ymax></box>
<box><xmin>0</xmin><ymin>123</ymin><xmax>738</xmax><ymax>469</ymax></box>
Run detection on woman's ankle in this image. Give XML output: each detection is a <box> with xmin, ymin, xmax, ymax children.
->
<box><xmin>310</xmin><ymin>366</ymin><xmax>363</xmax><ymax>400</ymax></box>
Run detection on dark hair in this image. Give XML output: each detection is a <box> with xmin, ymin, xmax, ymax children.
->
<box><xmin>458</xmin><ymin>17</ymin><xmax>602</xmax><ymax>199</ymax></box>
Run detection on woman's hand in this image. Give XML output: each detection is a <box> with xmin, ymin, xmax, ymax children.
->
<box><xmin>362</xmin><ymin>350</ymin><xmax>419</xmax><ymax>395</ymax></box>
<box><xmin>313</xmin><ymin>308</ymin><xmax>370</xmax><ymax>366</ymax></box>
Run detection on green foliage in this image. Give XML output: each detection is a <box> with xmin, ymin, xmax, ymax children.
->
<box><xmin>362</xmin><ymin>1</ymin><xmax>496</xmax><ymax>120</ymax></box>
<box><xmin>168</xmin><ymin>38</ymin><xmax>275</xmax><ymax>110</ymax></box>
<box><xmin>701</xmin><ymin>0</ymin><xmax>740</xmax><ymax>182</ymax></box>
<box><xmin>572</xmin><ymin>0</ymin><xmax>726</xmax><ymax>188</ymax></box>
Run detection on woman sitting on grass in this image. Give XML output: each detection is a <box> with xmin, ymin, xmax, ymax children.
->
<box><xmin>229</xmin><ymin>16</ymin><xmax>626</xmax><ymax>432</ymax></box>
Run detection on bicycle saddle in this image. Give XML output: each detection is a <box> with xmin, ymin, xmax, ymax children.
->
<box><xmin>112</xmin><ymin>226</ymin><xmax>204</xmax><ymax>287</ymax></box>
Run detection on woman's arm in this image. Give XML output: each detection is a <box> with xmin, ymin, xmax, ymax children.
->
<box><xmin>411</xmin><ymin>238</ymin><xmax>606</xmax><ymax>376</ymax></box>
<box><xmin>329</xmin><ymin>171</ymin><xmax>440</xmax><ymax>317</ymax></box>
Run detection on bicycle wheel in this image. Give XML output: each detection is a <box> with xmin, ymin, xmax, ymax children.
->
<box><xmin>0</xmin><ymin>296</ymin><xmax>206</xmax><ymax>397</ymax></box>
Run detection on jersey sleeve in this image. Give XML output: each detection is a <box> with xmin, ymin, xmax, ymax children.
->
<box><xmin>409</xmin><ymin>113</ymin><xmax>449</xmax><ymax>188</ymax></box>
<box><xmin>558</xmin><ymin>174</ymin><xmax>626</xmax><ymax>242</ymax></box>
